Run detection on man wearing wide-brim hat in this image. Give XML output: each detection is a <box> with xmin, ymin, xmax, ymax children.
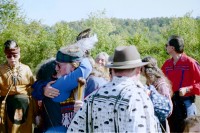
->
<box><xmin>68</xmin><ymin>45</ymin><xmax>159</xmax><ymax>132</ymax></box>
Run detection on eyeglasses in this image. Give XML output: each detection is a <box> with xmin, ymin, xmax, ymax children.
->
<box><xmin>56</xmin><ymin>62</ymin><xmax>66</xmax><ymax>69</ymax></box>
<box><xmin>6</xmin><ymin>54</ymin><xmax>19</xmax><ymax>58</ymax></box>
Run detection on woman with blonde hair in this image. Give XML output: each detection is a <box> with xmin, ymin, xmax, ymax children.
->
<box><xmin>95</xmin><ymin>52</ymin><xmax>110</xmax><ymax>81</ymax></box>
<box><xmin>84</xmin><ymin>56</ymin><xmax>109</xmax><ymax>98</ymax></box>
<box><xmin>142</xmin><ymin>56</ymin><xmax>173</xmax><ymax>97</ymax></box>
<box><xmin>142</xmin><ymin>56</ymin><xmax>173</xmax><ymax>133</ymax></box>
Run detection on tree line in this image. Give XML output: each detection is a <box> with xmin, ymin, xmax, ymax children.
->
<box><xmin>0</xmin><ymin>0</ymin><xmax>200</xmax><ymax>74</ymax></box>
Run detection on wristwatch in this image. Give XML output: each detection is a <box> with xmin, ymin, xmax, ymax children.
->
<box><xmin>186</xmin><ymin>88</ymin><xmax>189</xmax><ymax>93</ymax></box>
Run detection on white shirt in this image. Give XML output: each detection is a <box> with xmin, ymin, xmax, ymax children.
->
<box><xmin>68</xmin><ymin>76</ymin><xmax>158</xmax><ymax>133</ymax></box>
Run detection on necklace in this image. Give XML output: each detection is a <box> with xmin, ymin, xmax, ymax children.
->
<box><xmin>6</xmin><ymin>63</ymin><xmax>22</xmax><ymax>91</ymax></box>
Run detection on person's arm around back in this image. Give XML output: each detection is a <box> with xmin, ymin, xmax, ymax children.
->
<box><xmin>44</xmin><ymin>58</ymin><xmax>92</xmax><ymax>102</ymax></box>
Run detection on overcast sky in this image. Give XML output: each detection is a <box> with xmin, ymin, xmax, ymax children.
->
<box><xmin>17</xmin><ymin>0</ymin><xmax>200</xmax><ymax>26</ymax></box>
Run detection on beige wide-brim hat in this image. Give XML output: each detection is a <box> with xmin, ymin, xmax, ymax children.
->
<box><xmin>106</xmin><ymin>45</ymin><xmax>149</xmax><ymax>69</ymax></box>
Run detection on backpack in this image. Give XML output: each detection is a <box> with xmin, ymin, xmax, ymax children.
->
<box><xmin>147</xmin><ymin>85</ymin><xmax>171</xmax><ymax>122</ymax></box>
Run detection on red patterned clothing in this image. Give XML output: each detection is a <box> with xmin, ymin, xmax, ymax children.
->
<box><xmin>60</xmin><ymin>89</ymin><xmax>77</xmax><ymax>128</ymax></box>
<box><xmin>161</xmin><ymin>53</ymin><xmax>200</xmax><ymax>96</ymax></box>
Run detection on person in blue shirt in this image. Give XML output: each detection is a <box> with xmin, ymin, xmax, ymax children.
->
<box><xmin>32</xmin><ymin>45</ymin><xmax>92</xmax><ymax>132</ymax></box>
<box><xmin>84</xmin><ymin>56</ymin><xmax>109</xmax><ymax>98</ymax></box>
<box><xmin>45</xmin><ymin>45</ymin><xmax>92</xmax><ymax>102</ymax></box>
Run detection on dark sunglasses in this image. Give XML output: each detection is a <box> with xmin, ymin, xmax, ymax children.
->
<box><xmin>6</xmin><ymin>54</ymin><xmax>19</xmax><ymax>58</ymax></box>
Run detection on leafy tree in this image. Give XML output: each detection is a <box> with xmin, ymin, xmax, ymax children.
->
<box><xmin>161</xmin><ymin>13</ymin><xmax>200</xmax><ymax>62</ymax></box>
<box><xmin>1</xmin><ymin>1</ymin><xmax>199</xmax><ymax>72</ymax></box>
<box><xmin>0</xmin><ymin>0</ymin><xmax>24</xmax><ymax>63</ymax></box>
<box><xmin>0</xmin><ymin>0</ymin><xmax>22</xmax><ymax>32</ymax></box>
<box><xmin>80</xmin><ymin>11</ymin><xmax>125</xmax><ymax>56</ymax></box>
<box><xmin>52</xmin><ymin>22</ymin><xmax>76</xmax><ymax>49</ymax></box>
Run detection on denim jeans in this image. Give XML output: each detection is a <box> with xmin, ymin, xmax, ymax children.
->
<box><xmin>183</xmin><ymin>99</ymin><xmax>197</xmax><ymax>116</ymax></box>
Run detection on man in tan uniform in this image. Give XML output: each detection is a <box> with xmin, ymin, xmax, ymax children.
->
<box><xmin>0</xmin><ymin>40</ymin><xmax>35</xmax><ymax>133</ymax></box>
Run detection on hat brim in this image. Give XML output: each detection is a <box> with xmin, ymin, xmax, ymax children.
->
<box><xmin>106</xmin><ymin>62</ymin><xmax>149</xmax><ymax>69</ymax></box>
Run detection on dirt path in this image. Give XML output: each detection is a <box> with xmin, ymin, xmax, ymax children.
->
<box><xmin>195</xmin><ymin>96</ymin><xmax>200</xmax><ymax>114</ymax></box>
